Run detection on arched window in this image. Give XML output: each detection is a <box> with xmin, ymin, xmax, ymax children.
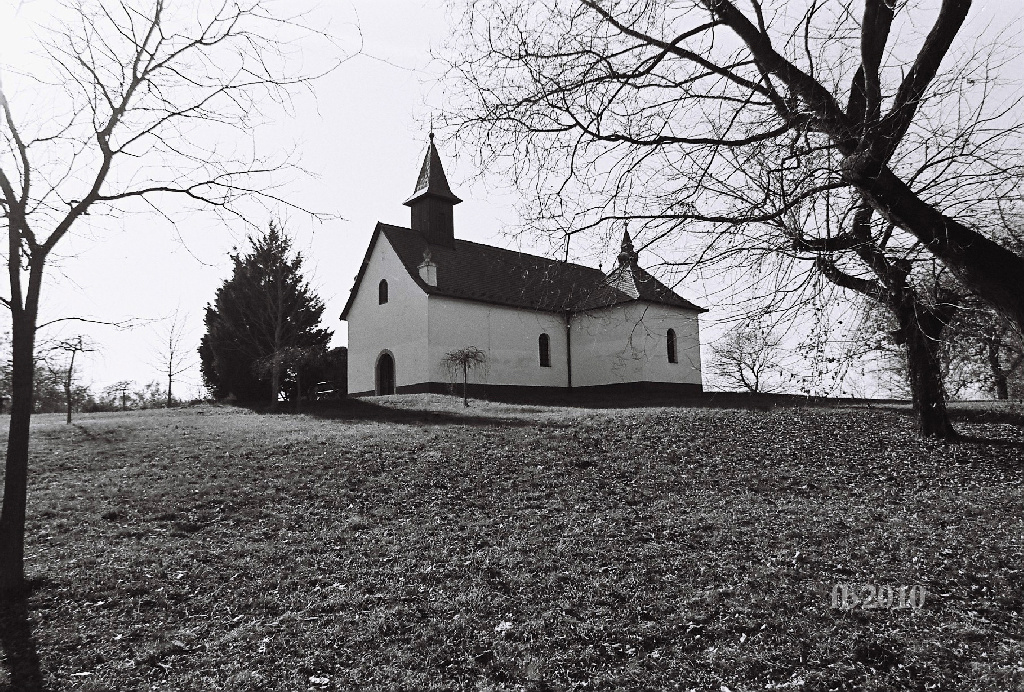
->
<box><xmin>667</xmin><ymin>328</ymin><xmax>678</xmax><ymax>364</ymax></box>
<box><xmin>538</xmin><ymin>333</ymin><xmax>551</xmax><ymax>367</ymax></box>
<box><xmin>378</xmin><ymin>279</ymin><xmax>389</xmax><ymax>305</ymax></box>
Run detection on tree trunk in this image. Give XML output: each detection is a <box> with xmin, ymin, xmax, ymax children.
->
<box><xmin>462</xmin><ymin>364</ymin><xmax>468</xmax><ymax>406</ymax></box>
<box><xmin>994</xmin><ymin>374</ymin><xmax>1009</xmax><ymax>401</ymax></box>
<box><xmin>295</xmin><ymin>368</ymin><xmax>301</xmax><ymax>413</ymax></box>
<box><xmin>983</xmin><ymin>338</ymin><xmax>1008</xmax><ymax>400</ymax></box>
<box><xmin>167</xmin><ymin>373</ymin><xmax>173</xmax><ymax>408</ymax></box>
<box><xmin>270</xmin><ymin>361</ymin><xmax>280</xmax><ymax>411</ymax></box>
<box><xmin>849</xmin><ymin>165</ymin><xmax>1024</xmax><ymax>337</ymax></box>
<box><xmin>899</xmin><ymin>310</ymin><xmax>956</xmax><ymax>439</ymax></box>
<box><xmin>270</xmin><ymin>267</ymin><xmax>284</xmax><ymax>412</ymax></box>
<box><xmin>0</xmin><ymin>306</ymin><xmax>39</xmax><ymax>596</ymax></box>
<box><xmin>64</xmin><ymin>348</ymin><xmax>76</xmax><ymax>425</ymax></box>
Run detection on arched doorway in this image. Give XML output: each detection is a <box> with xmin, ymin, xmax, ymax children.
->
<box><xmin>375</xmin><ymin>352</ymin><xmax>395</xmax><ymax>395</ymax></box>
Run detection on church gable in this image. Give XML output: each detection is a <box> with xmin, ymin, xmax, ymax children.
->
<box><xmin>340</xmin><ymin>223</ymin><xmax>428</xmax><ymax>321</ymax></box>
<box><xmin>343</xmin><ymin>229</ymin><xmax>431</xmax><ymax>396</ymax></box>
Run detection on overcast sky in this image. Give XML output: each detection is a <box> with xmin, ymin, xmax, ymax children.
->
<box><xmin>2</xmin><ymin>0</ymin><xmax>1023</xmax><ymax>397</ymax></box>
<box><xmin>4</xmin><ymin>0</ymin><xmax>529</xmax><ymax>397</ymax></box>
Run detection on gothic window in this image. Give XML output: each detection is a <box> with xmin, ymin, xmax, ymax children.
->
<box><xmin>378</xmin><ymin>279</ymin><xmax>389</xmax><ymax>305</ymax></box>
<box><xmin>539</xmin><ymin>333</ymin><xmax>551</xmax><ymax>367</ymax></box>
<box><xmin>667</xmin><ymin>328</ymin><xmax>678</xmax><ymax>363</ymax></box>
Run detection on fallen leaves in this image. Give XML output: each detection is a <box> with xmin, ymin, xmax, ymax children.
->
<box><xmin>5</xmin><ymin>398</ymin><xmax>1023</xmax><ymax>691</ymax></box>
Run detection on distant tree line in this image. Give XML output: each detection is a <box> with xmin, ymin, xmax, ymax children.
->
<box><xmin>0</xmin><ymin>222</ymin><xmax>344</xmax><ymax>417</ymax></box>
<box><xmin>0</xmin><ymin>335</ymin><xmax>198</xmax><ymax>415</ymax></box>
<box><xmin>711</xmin><ymin>295</ymin><xmax>1024</xmax><ymax>401</ymax></box>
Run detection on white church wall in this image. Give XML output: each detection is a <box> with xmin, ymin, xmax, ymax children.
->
<box><xmin>427</xmin><ymin>297</ymin><xmax>569</xmax><ymax>388</ymax></box>
<box><xmin>571</xmin><ymin>302</ymin><xmax>702</xmax><ymax>387</ymax></box>
<box><xmin>346</xmin><ymin>235</ymin><xmax>430</xmax><ymax>394</ymax></box>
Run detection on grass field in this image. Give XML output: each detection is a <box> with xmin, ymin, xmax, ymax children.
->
<box><xmin>1</xmin><ymin>395</ymin><xmax>1022</xmax><ymax>691</ymax></box>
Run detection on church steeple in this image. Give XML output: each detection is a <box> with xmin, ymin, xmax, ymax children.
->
<box><xmin>618</xmin><ymin>228</ymin><xmax>638</xmax><ymax>267</ymax></box>
<box><xmin>404</xmin><ymin>133</ymin><xmax>462</xmax><ymax>247</ymax></box>
<box><xmin>606</xmin><ymin>227</ymin><xmax>643</xmax><ymax>298</ymax></box>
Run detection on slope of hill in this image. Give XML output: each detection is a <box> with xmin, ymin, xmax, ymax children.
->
<box><xmin>2</xmin><ymin>396</ymin><xmax>1022</xmax><ymax>691</ymax></box>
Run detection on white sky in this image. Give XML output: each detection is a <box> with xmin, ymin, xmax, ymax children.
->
<box><xmin>7</xmin><ymin>0</ymin><xmax>527</xmax><ymax>397</ymax></box>
<box><xmin>3</xmin><ymin>0</ymin><xmax>1023</xmax><ymax>397</ymax></box>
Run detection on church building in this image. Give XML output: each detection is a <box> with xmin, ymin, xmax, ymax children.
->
<box><xmin>341</xmin><ymin>136</ymin><xmax>706</xmax><ymax>398</ymax></box>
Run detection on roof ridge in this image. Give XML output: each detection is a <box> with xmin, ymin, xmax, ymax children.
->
<box><xmin>380</xmin><ymin>224</ymin><xmax>604</xmax><ymax>275</ymax></box>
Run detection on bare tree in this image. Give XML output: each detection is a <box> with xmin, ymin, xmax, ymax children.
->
<box><xmin>152</xmin><ymin>310</ymin><xmax>193</xmax><ymax>408</ymax></box>
<box><xmin>42</xmin><ymin>336</ymin><xmax>94</xmax><ymax>424</ymax></box>
<box><xmin>789</xmin><ymin>202</ymin><xmax>961</xmax><ymax>436</ymax></box>
<box><xmin>105</xmin><ymin>380</ymin><xmax>134</xmax><ymax>411</ymax></box>
<box><xmin>712</xmin><ymin>321</ymin><xmax>783</xmax><ymax>394</ymax></box>
<box><xmin>445</xmin><ymin>0</ymin><xmax>1024</xmax><ymax>437</ymax></box>
<box><xmin>978</xmin><ymin>321</ymin><xmax>1023</xmax><ymax>401</ymax></box>
<box><xmin>715</xmin><ymin>138</ymin><xmax>965</xmax><ymax>433</ymax></box>
<box><xmin>0</xmin><ymin>0</ymin><xmax>342</xmax><ymax>594</ymax></box>
<box><xmin>442</xmin><ymin>347</ymin><xmax>487</xmax><ymax>406</ymax></box>
<box><xmin>944</xmin><ymin>300</ymin><xmax>1024</xmax><ymax>401</ymax></box>
<box><xmin>448</xmin><ymin>0</ymin><xmax>1024</xmax><ymax>331</ymax></box>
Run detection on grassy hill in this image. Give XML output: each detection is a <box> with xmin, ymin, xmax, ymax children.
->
<box><xmin>1</xmin><ymin>396</ymin><xmax>1022</xmax><ymax>691</ymax></box>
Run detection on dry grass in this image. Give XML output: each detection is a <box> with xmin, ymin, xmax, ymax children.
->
<box><xmin>1</xmin><ymin>395</ymin><xmax>1022</xmax><ymax>691</ymax></box>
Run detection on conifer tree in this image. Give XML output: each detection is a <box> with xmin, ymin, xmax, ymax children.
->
<box><xmin>200</xmin><ymin>223</ymin><xmax>332</xmax><ymax>404</ymax></box>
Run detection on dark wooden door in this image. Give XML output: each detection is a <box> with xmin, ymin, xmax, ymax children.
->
<box><xmin>376</xmin><ymin>353</ymin><xmax>395</xmax><ymax>395</ymax></box>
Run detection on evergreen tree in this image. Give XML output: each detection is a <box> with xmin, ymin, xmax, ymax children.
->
<box><xmin>200</xmin><ymin>222</ymin><xmax>332</xmax><ymax>403</ymax></box>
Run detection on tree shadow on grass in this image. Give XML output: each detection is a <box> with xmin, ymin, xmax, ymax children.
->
<box><xmin>952</xmin><ymin>434</ymin><xmax>1024</xmax><ymax>452</ymax></box>
<box><xmin>251</xmin><ymin>391</ymin><xmax>913</xmax><ymax>425</ymax></box>
<box><xmin>948</xmin><ymin>403</ymin><xmax>1024</xmax><ymax>428</ymax></box>
<box><xmin>863</xmin><ymin>401</ymin><xmax>1024</xmax><ymax>447</ymax></box>
<box><xmin>568</xmin><ymin>390</ymin><xmax>847</xmax><ymax>411</ymax></box>
<box><xmin>247</xmin><ymin>398</ymin><xmax>564</xmax><ymax>429</ymax></box>
<box><xmin>0</xmin><ymin>579</ymin><xmax>45</xmax><ymax>692</ymax></box>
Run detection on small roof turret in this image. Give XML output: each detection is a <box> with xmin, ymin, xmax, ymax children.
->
<box><xmin>403</xmin><ymin>133</ymin><xmax>461</xmax><ymax>247</ymax></box>
<box><xmin>617</xmin><ymin>228</ymin><xmax>638</xmax><ymax>267</ymax></box>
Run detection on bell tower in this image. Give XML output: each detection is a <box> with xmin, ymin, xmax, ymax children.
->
<box><xmin>404</xmin><ymin>133</ymin><xmax>462</xmax><ymax>247</ymax></box>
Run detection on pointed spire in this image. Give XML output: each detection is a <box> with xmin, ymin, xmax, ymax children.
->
<box><xmin>405</xmin><ymin>134</ymin><xmax>461</xmax><ymax>247</ymax></box>
<box><xmin>405</xmin><ymin>135</ymin><xmax>462</xmax><ymax>207</ymax></box>
<box><xmin>604</xmin><ymin>225</ymin><xmax>642</xmax><ymax>298</ymax></box>
<box><xmin>618</xmin><ymin>227</ymin><xmax>638</xmax><ymax>267</ymax></box>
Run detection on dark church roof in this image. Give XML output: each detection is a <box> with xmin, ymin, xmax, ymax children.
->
<box><xmin>340</xmin><ymin>135</ymin><xmax>704</xmax><ymax>320</ymax></box>
<box><xmin>340</xmin><ymin>223</ymin><xmax>706</xmax><ymax>319</ymax></box>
